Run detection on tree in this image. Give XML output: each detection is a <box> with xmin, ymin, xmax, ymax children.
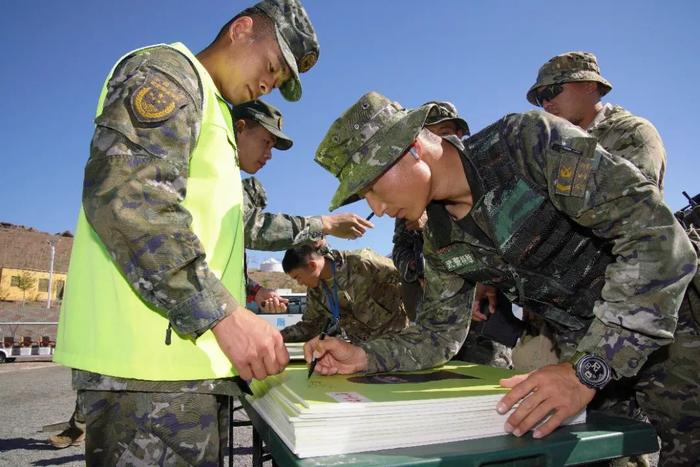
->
<box><xmin>16</xmin><ymin>272</ymin><xmax>36</xmax><ymax>305</ymax></box>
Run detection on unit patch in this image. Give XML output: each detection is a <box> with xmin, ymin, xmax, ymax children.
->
<box><xmin>130</xmin><ymin>73</ymin><xmax>187</xmax><ymax>123</ymax></box>
<box><xmin>555</xmin><ymin>152</ymin><xmax>592</xmax><ymax>198</ymax></box>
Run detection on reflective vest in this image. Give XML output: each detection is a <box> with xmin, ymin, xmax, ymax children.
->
<box><xmin>54</xmin><ymin>43</ymin><xmax>245</xmax><ymax>380</ymax></box>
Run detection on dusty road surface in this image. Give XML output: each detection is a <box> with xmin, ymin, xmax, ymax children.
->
<box><xmin>0</xmin><ymin>362</ymin><xmax>256</xmax><ymax>466</ymax></box>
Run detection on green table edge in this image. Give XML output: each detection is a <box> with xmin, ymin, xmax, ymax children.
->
<box><xmin>242</xmin><ymin>398</ymin><xmax>658</xmax><ymax>466</ymax></box>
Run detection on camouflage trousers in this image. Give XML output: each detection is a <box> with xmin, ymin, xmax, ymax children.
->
<box><xmin>80</xmin><ymin>389</ymin><xmax>229</xmax><ymax>466</ymax></box>
<box><xmin>453</xmin><ymin>333</ymin><xmax>513</xmax><ymax>369</ymax></box>
<box><xmin>556</xmin><ymin>286</ymin><xmax>700</xmax><ymax>467</ymax></box>
<box><xmin>69</xmin><ymin>392</ymin><xmax>86</xmax><ymax>431</ymax></box>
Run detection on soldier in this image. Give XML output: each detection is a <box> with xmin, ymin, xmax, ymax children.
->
<box><xmin>480</xmin><ymin>52</ymin><xmax>669</xmax><ymax>371</ymax></box>
<box><xmin>391</xmin><ymin>101</ymin><xmax>512</xmax><ymax>369</ymax></box>
<box><xmin>308</xmin><ymin>92</ymin><xmax>699</xmax><ymax>466</ymax></box>
<box><xmin>392</xmin><ymin>100</ymin><xmax>470</xmax><ymax>320</ymax></box>
<box><xmin>53</xmin><ymin>1</ymin><xmax>319</xmax><ymax>464</ymax></box>
<box><xmin>281</xmin><ymin>244</ymin><xmax>409</xmax><ymax>343</ymax></box>
<box><xmin>527</xmin><ymin>51</ymin><xmax>666</xmax><ymax>189</ymax></box>
<box><xmin>231</xmin><ymin>100</ymin><xmax>374</xmax><ymax>312</ymax></box>
<box><xmin>527</xmin><ymin>54</ymin><xmax>670</xmax><ymax>465</ymax></box>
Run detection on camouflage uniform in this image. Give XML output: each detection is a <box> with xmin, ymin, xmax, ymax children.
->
<box><xmin>391</xmin><ymin>217</ymin><xmax>425</xmax><ymax>321</ymax></box>
<box><xmin>315</xmin><ymin>92</ymin><xmax>700</xmax><ymax>466</ymax></box>
<box><xmin>390</xmin><ymin>101</ymin><xmax>512</xmax><ymax>368</ymax></box>
<box><xmin>70</xmin><ymin>0</ymin><xmax>319</xmax><ymax>463</ymax></box>
<box><xmin>281</xmin><ymin>248</ymin><xmax>409</xmax><ymax>343</ymax></box>
<box><xmin>528</xmin><ymin>53</ymin><xmax>669</xmax><ymax>451</ymax></box>
<box><xmin>73</xmin><ymin>45</ymin><xmax>245</xmax><ymax>463</ymax></box>
<box><xmin>587</xmin><ymin>103</ymin><xmax>666</xmax><ymax>190</ymax></box>
<box><xmin>242</xmin><ymin>176</ymin><xmax>324</xmax><ymax>251</ymax></box>
<box><xmin>528</xmin><ymin>51</ymin><xmax>666</xmax><ymax>191</ymax></box>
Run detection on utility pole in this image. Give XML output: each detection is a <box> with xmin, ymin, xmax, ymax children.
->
<box><xmin>46</xmin><ymin>240</ymin><xmax>56</xmax><ymax>309</ymax></box>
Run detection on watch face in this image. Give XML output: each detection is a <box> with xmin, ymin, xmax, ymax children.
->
<box><xmin>576</xmin><ymin>354</ymin><xmax>612</xmax><ymax>389</ymax></box>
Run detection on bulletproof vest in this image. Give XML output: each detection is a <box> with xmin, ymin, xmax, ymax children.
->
<box><xmin>426</xmin><ymin>120</ymin><xmax>614</xmax><ymax>330</ymax></box>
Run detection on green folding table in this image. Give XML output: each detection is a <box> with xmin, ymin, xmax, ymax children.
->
<box><xmin>242</xmin><ymin>398</ymin><xmax>658</xmax><ymax>467</ymax></box>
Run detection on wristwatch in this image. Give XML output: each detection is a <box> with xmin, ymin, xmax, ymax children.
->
<box><xmin>569</xmin><ymin>352</ymin><xmax>612</xmax><ymax>390</ymax></box>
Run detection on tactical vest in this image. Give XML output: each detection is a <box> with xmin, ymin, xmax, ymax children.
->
<box><xmin>54</xmin><ymin>43</ymin><xmax>245</xmax><ymax>380</ymax></box>
<box><xmin>426</xmin><ymin>120</ymin><xmax>614</xmax><ymax>331</ymax></box>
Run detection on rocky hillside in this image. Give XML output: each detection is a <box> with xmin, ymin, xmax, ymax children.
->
<box><xmin>248</xmin><ymin>270</ymin><xmax>306</xmax><ymax>293</ymax></box>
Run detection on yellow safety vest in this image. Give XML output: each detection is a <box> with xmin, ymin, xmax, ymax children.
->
<box><xmin>54</xmin><ymin>43</ymin><xmax>244</xmax><ymax>380</ymax></box>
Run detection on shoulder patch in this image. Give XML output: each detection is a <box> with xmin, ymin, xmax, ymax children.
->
<box><xmin>555</xmin><ymin>153</ymin><xmax>578</xmax><ymax>196</ymax></box>
<box><xmin>552</xmin><ymin>139</ymin><xmax>596</xmax><ymax>198</ymax></box>
<box><xmin>130</xmin><ymin>72</ymin><xmax>188</xmax><ymax>123</ymax></box>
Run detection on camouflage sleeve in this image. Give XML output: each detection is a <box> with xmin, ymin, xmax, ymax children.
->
<box><xmin>391</xmin><ymin>218</ymin><xmax>422</xmax><ymax>283</ymax></box>
<box><xmin>83</xmin><ymin>50</ymin><xmax>239</xmax><ymax>339</ymax></box>
<box><xmin>605</xmin><ymin>116</ymin><xmax>667</xmax><ymax>191</ymax></box>
<box><xmin>340</xmin><ymin>251</ymin><xmax>408</xmax><ymax>339</ymax></box>
<box><xmin>242</xmin><ymin>178</ymin><xmax>324</xmax><ymax>251</ymax></box>
<box><xmin>508</xmin><ymin>111</ymin><xmax>696</xmax><ymax>378</ymax></box>
<box><xmin>359</xmin><ymin>245</ymin><xmax>471</xmax><ymax>373</ymax></box>
<box><xmin>280</xmin><ymin>287</ymin><xmax>328</xmax><ymax>342</ymax></box>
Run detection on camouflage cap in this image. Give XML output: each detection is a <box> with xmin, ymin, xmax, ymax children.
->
<box><xmin>232</xmin><ymin>99</ymin><xmax>293</xmax><ymax>150</ymax></box>
<box><xmin>423</xmin><ymin>100</ymin><xmax>470</xmax><ymax>136</ymax></box>
<box><xmin>253</xmin><ymin>0</ymin><xmax>319</xmax><ymax>102</ymax></box>
<box><xmin>315</xmin><ymin>92</ymin><xmax>431</xmax><ymax>211</ymax></box>
<box><xmin>526</xmin><ymin>51</ymin><xmax>613</xmax><ymax>106</ymax></box>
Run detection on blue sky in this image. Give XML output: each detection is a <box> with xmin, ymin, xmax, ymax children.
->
<box><xmin>2</xmin><ymin>1</ymin><xmax>698</xmax><ymax>266</ymax></box>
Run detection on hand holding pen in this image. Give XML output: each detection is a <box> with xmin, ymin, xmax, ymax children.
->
<box><xmin>307</xmin><ymin>318</ymin><xmax>340</xmax><ymax>379</ymax></box>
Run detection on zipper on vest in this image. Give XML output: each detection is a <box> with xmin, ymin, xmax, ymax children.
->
<box><xmin>165</xmin><ymin>324</ymin><xmax>172</xmax><ymax>346</ymax></box>
<box><xmin>552</xmin><ymin>143</ymin><xmax>582</xmax><ymax>156</ymax></box>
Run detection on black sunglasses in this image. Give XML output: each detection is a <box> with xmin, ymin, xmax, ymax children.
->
<box><xmin>535</xmin><ymin>84</ymin><xmax>564</xmax><ymax>106</ymax></box>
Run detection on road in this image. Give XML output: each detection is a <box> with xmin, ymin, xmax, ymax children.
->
<box><xmin>0</xmin><ymin>362</ymin><xmax>256</xmax><ymax>466</ymax></box>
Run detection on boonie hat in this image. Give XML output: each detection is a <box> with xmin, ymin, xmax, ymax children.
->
<box><xmin>315</xmin><ymin>92</ymin><xmax>431</xmax><ymax>211</ymax></box>
<box><xmin>526</xmin><ymin>51</ymin><xmax>612</xmax><ymax>106</ymax></box>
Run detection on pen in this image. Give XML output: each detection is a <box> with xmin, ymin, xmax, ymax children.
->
<box><xmin>307</xmin><ymin>331</ymin><xmax>327</xmax><ymax>379</ymax></box>
<box><xmin>308</xmin><ymin>318</ymin><xmax>338</xmax><ymax>379</ymax></box>
<box><xmin>366</xmin><ymin>212</ymin><xmax>374</xmax><ymax>221</ymax></box>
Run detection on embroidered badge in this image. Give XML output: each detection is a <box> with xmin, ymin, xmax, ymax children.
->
<box><xmin>555</xmin><ymin>153</ymin><xmax>579</xmax><ymax>196</ymax></box>
<box><xmin>130</xmin><ymin>73</ymin><xmax>186</xmax><ymax>123</ymax></box>
<box><xmin>298</xmin><ymin>51</ymin><xmax>318</xmax><ymax>73</ymax></box>
<box><xmin>571</xmin><ymin>157</ymin><xmax>593</xmax><ymax>197</ymax></box>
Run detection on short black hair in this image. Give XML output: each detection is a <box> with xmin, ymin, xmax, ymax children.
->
<box><xmin>215</xmin><ymin>7</ymin><xmax>274</xmax><ymax>42</ymax></box>
<box><xmin>234</xmin><ymin>117</ymin><xmax>261</xmax><ymax>131</ymax></box>
<box><xmin>282</xmin><ymin>244</ymin><xmax>319</xmax><ymax>273</ymax></box>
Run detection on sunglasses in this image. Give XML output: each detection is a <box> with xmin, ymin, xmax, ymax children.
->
<box><xmin>535</xmin><ymin>84</ymin><xmax>564</xmax><ymax>106</ymax></box>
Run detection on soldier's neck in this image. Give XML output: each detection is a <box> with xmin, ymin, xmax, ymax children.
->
<box><xmin>319</xmin><ymin>259</ymin><xmax>334</xmax><ymax>281</ymax></box>
<box><xmin>579</xmin><ymin>101</ymin><xmax>604</xmax><ymax>130</ymax></box>
<box><xmin>431</xmin><ymin>143</ymin><xmax>474</xmax><ymax>220</ymax></box>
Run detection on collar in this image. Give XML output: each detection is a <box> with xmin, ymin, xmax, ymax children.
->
<box><xmin>586</xmin><ymin>102</ymin><xmax>613</xmax><ymax>132</ymax></box>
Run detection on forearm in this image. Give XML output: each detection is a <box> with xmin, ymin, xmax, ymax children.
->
<box><xmin>244</xmin><ymin>210</ymin><xmax>324</xmax><ymax>251</ymax></box>
<box><xmin>359</xmin><ymin>263</ymin><xmax>470</xmax><ymax>372</ymax></box>
<box><xmin>84</xmin><ymin>129</ymin><xmax>239</xmax><ymax>338</ymax></box>
<box><xmin>576</xmin><ymin>211</ymin><xmax>695</xmax><ymax>377</ymax></box>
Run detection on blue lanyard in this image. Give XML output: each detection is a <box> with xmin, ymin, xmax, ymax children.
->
<box><xmin>320</xmin><ymin>260</ymin><xmax>340</xmax><ymax>322</ymax></box>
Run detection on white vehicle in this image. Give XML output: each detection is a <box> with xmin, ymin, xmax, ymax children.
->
<box><xmin>0</xmin><ymin>337</ymin><xmax>54</xmax><ymax>363</ymax></box>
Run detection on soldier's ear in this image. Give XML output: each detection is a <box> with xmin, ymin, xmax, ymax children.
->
<box><xmin>228</xmin><ymin>16</ymin><xmax>254</xmax><ymax>44</ymax></box>
<box><xmin>234</xmin><ymin>119</ymin><xmax>246</xmax><ymax>133</ymax></box>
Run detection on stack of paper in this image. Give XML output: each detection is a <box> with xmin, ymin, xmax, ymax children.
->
<box><xmin>248</xmin><ymin>362</ymin><xmax>586</xmax><ymax>458</ymax></box>
<box><xmin>284</xmin><ymin>342</ymin><xmax>305</xmax><ymax>361</ymax></box>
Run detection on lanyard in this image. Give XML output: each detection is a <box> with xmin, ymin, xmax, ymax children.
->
<box><xmin>320</xmin><ymin>260</ymin><xmax>340</xmax><ymax>322</ymax></box>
